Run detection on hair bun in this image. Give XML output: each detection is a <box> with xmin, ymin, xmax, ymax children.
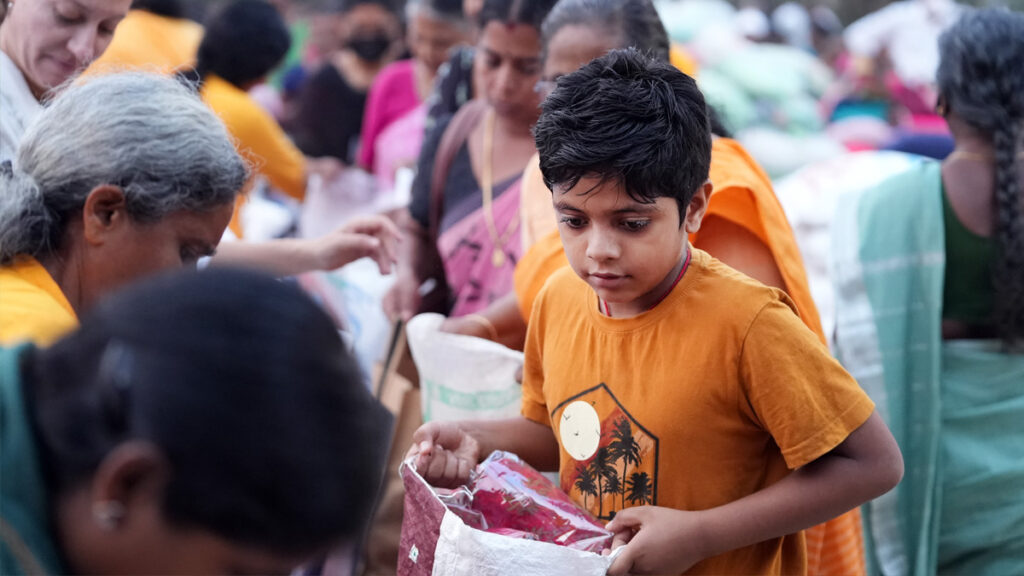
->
<box><xmin>0</xmin><ymin>160</ymin><xmax>49</xmax><ymax>265</ymax></box>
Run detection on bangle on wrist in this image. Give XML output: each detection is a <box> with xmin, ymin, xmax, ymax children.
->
<box><xmin>464</xmin><ymin>313</ymin><xmax>499</xmax><ymax>342</ymax></box>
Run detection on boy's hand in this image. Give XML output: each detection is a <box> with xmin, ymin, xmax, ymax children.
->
<box><xmin>407</xmin><ymin>421</ymin><xmax>481</xmax><ymax>488</ymax></box>
<box><xmin>605</xmin><ymin>506</ymin><xmax>708</xmax><ymax>576</ymax></box>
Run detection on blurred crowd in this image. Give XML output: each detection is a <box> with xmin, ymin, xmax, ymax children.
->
<box><xmin>0</xmin><ymin>0</ymin><xmax>1022</xmax><ymax>575</ymax></box>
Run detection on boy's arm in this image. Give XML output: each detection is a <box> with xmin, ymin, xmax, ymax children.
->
<box><xmin>606</xmin><ymin>411</ymin><xmax>903</xmax><ymax>575</ymax></box>
<box><xmin>408</xmin><ymin>417</ymin><xmax>560</xmax><ymax>488</ymax></box>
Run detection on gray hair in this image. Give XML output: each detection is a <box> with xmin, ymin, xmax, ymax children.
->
<box><xmin>540</xmin><ymin>0</ymin><xmax>671</xmax><ymax>63</ymax></box>
<box><xmin>0</xmin><ymin>72</ymin><xmax>248</xmax><ymax>265</ymax></box>
<box><xmin>405</xmin><ymin>0</ymin><xmax>468</xmax><ymax>28</ymax></box>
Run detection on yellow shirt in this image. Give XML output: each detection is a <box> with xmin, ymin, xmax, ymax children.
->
<box><xmin>0</xmin><ymin>258</ymin><xmax>77</xmax><ymax>346</ymax></box>
<box><xmin>88</xmin><ymin>10</ymin><xmax>203</xmax><ymax>75</ymax></box>
<box><xmin>200</xmin><ymin>74</ymin><xmax>306</xmax><ymax>237</ymax></box>
<box><xmin>522</xmin><ymin>250</ymin><xmax>875</xmax><ymax>575</ymax></box>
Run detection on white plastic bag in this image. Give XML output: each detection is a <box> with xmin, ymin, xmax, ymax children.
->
<box><xmin>405</xmin><ymin>313</ymin><xmax>523</xmax><ymax>423</ymax></box>
<box><xmin>398</xmin><ymin>459</ymin><xmax>618</xmax><ymax>576</ymax></box>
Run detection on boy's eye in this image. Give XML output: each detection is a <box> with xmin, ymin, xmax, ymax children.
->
<box><xmin>559</xmin><ymin>216</ymin><xmax>586</xmax><ymax>229</ymax></box>
<box><xmin>621</xmin><ymin>220</ymin><xmax>650</xmax><ymax>232</ymax></box>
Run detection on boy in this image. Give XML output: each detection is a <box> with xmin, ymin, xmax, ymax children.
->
<box><xmin>409</xmin><ymin>49</ymin><xmax>903</xmax><ymax>575</ymax></box>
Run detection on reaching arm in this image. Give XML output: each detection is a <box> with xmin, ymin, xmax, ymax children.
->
<box><xmin>606</xmin><ymin>411</ymin><xmax>902</xmax><ymax>575</ymax></box>
<box><xmin>211</xmin><ymin>215</ymin><xmax>399</xmax><ymax>277</ymax></box>
<box><xmin>440</xmin><ymin>292</ymin><xmax>528</xmax><ymax>350</ymax></box>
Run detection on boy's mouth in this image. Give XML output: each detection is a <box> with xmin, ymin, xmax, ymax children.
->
<box><xmin>589</xmin><ymin>272</ymin><xmax>627</xmax><ymax>288</ymax></box>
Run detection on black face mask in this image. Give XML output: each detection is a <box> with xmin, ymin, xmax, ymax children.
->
<box><xmin>347</xmin><ymin>36</ymin><xmax>392</xmax><ymax>62</ymax></box>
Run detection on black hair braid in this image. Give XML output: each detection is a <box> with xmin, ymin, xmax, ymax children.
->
<box><xmin>937</xmin><ymin>8</ymin><xmax>1024</xmax><ymax>349</ymax></box>
<box><xmin>992</xmin><ymin>120</ymin><xmax>1024</xmax><ymax>348</ymax></box>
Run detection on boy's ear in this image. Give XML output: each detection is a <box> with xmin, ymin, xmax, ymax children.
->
<box><xmin>682</xmin><ymin>180</ymin><xmax>713</xmax><ymax>234</ymax></box>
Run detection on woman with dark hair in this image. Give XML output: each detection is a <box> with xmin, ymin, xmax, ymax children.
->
<box><xmin>289</xmin><ymin>0</ymin><xmax>403</xmax><ymax>165</ymax></box>
<box><xmin>831</xmin><ymin>8</ymin><xmax>1024</xmax><ymax>575</ymax></box>
<box><xmin>195</xmin><ymin>0</ymin><xmax>342</xmax><ymax>238</ymax></box>
<box><xmin>383</xmin><ymin>0</ymin><xmax>557</xmax><ymax>321</ymax></box>
<box><xmin>0</xmin><ymin>268</ymin><xmax>391</xmax><ymax>575</ymax></box>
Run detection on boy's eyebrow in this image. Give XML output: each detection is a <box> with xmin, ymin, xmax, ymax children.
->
<box><xmin>553</xmin><ymin>200</ymin><xmax>661</xmax><ymax>215</ymax></box>
<box><xmin>553</xmin><ymin>200</ymin><xmax>582</xmax><ymax>212</ymax></box>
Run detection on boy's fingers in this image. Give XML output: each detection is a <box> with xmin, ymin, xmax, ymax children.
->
<box><xmin>410</xmin><ymin>423</ymin><xmax>439</xmax><ymax>446</ymax></box>
<box><xmin>605</xmin><ymin>506</ymin><xmax>644</xmax><ymax>533</ymax></box>
<box><xmin>605</xmin><ymin>545</ymin><xmax>634</xmax><ymax>576</ymax></box>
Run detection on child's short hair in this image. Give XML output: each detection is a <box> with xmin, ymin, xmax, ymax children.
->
<box><xmin>534</xmin><ymin>48</ymin><xmax>712</xmax><ymax>219</ymax></box>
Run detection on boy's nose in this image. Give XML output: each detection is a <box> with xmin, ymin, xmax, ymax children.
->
<box><xmin>586</xmin><ymin>229</ymin><xmax>620</xmax><ymax>262</ymax></box>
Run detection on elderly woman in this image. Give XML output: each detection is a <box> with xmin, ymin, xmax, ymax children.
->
<box><xmin>831</xmin><ymin>8</ymin><xmax>1024</xmax><ymax>575</ymax></box>
<box><xmin>0</xmin><ymin>0</ymin><xmax>131</xmax><ymax>160</ymax></box>
<box><xmin>0</xmin><ymin>72</ymin><xmax>243</xmax><ymax>345</ymax></box>
<box><xmin>0</xmin><ymin>267</ymin><xmax>390</xmax><ymax>575</ymax></box>
<box><xmin>0</xmin><ymin>71</ymin><xmax>398</xmax><ymax>347</ymax></box>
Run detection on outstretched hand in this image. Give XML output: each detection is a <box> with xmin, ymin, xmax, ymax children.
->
<box><xmin>314</xmin><ymin>215</ymin><xmax>401</xmax><ymax>273</ymax></box>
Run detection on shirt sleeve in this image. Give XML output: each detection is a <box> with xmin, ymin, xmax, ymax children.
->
<box><xmin>408</xmin><ymin>113</ymin><xmax>453</xmax><ymax>228</ymax></box>
<box><xmin>739</xmin><ymin>298</ymin><xmax>875</xmax><ymax>469</ymax></box>
<box><xmin>520</xmin><ymin>284</ymin><xmax>553</xmax><ymax>427</ymax></box>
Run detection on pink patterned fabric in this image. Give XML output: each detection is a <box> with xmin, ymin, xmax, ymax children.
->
<box><xmin>437</xmin><ymin>180</ymin><xmax>523</xmax><ymax>317</ymax></box>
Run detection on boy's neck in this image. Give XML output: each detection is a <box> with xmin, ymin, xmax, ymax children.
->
<box><xmin>602</xmin><ymin>244</ymin><xmax>692</xmax><ymax>319</ymax></box>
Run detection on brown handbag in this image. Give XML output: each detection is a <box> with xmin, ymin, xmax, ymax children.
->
<box><xmin>416</xmin><ymin>99</ymin><xmax>489</xmax><ymax>315</ymax></box>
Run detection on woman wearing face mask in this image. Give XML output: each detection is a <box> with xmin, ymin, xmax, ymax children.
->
<box><xmin>383</xmin><ymin>0</ymin><xmax>557</xmax><ymax>321</ymax></box>
<box><xmin>289</xmin><ymin>0</ymin><xmax>402</xmax><ymax>165</ymax></box>
<box><xmin>0</xmin><ymin>0</ymin><xmax>132</xmax><ymax>161</ymax></box>
<box><xmin>359</xmin><ymin>0</ymin><xmax>472</xmax><ymax>179</ymax></box>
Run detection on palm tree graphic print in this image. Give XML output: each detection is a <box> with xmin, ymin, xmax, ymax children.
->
<box><xmin>554</xmin><ymin>383</ymin><xmax>659</xmax><ymax>521</ymax></box>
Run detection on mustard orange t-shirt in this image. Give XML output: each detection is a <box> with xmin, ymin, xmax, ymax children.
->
<box><xmin>200</xmin><ymin>74</ymin><xmax>306</xmax><ymax>237</ymax></box>
<box><xmin>87</xmin><ymin>10</ymin><xmax>203</xmax><ymax>75</ymax></box>
<box><xmin>0</xmin><ymin>258</ymin><xmax>78</xmax><ymax>346</ymax></box>
<box><xmin>521</xmin><ymin>249</ymin><xmax>874</xmax><ymax>575</ymax></box>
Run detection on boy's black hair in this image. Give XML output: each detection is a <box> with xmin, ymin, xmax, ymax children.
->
<box><xmin>534</xmin><ymin>48</ymin><xmax>712</xmax><ymax>221</ymax></box>
<box><xmin>478</xmin><ymin>0</ymin><xmax>558</xmax><ymax>33</ymax></box>
<box><xmin>27</xmin><ymin>268</ymin><xmax>391</xmax><ymax>556</ymax></box>
<box><xmin>195</xmin><ymin>0</ymin><xmax>291</xmax><ymax>88</ymax></box>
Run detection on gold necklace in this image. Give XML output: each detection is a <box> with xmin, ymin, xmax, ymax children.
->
<box><xmin>481</xmin><ymin>108</ymin><xmax>520</xmax><ymax>268</ymax></box>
